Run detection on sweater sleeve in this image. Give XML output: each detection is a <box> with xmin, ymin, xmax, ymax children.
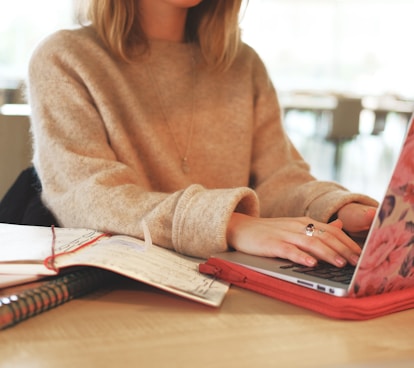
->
<box><xmin>248</xmin><ymin>52</ymin><xmax>378</xmax><ymax>221</ymax></box>
<box><xmin>27</xmin><ymin>30</ymin><xmax>259</xmax><ymax>259</ymax></box>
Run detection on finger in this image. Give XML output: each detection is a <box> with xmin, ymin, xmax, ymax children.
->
<box><xmin>255</xmin><ymin>238</ymin><xmax>319</xmax><ymax>267</ymax></box>
<box><xmin>302</xmin><ymin>220</ymin><xmax>361</xmax><ymax>253</ymax></box>
<box><xmin>328</xmin><ymin>218</ymin><xmax>343</xmax><ymax>229</ymax></box>
<box><xmin>339</xmin><ymin>204</ymin><xmax>377</xmax><ymax>233</ymax></box>
<box><xmin>300</xmin><ymin>229</ymin><xmax>360</xmax><ymax>267</ymax></box>
<box><xmin>262</xmin><ymin>224</ymin><xmax>357</xmax><ymax>267</ymax></box>
<box><xmin>297</xmin><ymin>222</ymin><xmax>361</xmax><ymax>266</ymax></box>
<box><xmin>278</xmin><ymin>218</ymin><xmax>361</xmax><ymax>261</ymax></box>
<box><xmin>364</xmin><ymin>207</ymin><xmax>377</xmax><ymax>222</ymax></box>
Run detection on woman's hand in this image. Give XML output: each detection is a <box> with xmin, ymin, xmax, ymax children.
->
<box><xmin>226</xmin><ymin>213</ymin><xmax>362</xmax><ymax>268</ymax></box>
<box><xmin>337</xmin><ymin>203</ymin><xmax>377</xmax><ymax>239</ymax></box>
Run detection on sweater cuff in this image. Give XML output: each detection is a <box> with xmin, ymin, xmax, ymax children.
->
<box><xmin>306</xmin><ymin>189</ymin><xmax>379</xmax><ymax>223</ymax></box>
<box><xmin>172</xmin><ymin>184</ymin><xmax>259</xmax><ymax>258</ymax></box>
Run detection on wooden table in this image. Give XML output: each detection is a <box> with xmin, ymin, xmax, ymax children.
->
<box><xmin>1</xmin><ymin>277</ymin><xmax>413</xmax><ymax>368</ymax></box>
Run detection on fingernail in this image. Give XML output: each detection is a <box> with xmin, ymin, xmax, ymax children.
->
<box><xmin>335</xmin><ymin>257</ymin><xmax>346</xmax><ymax>267</ymax></box>
<box><xmin>351</xmin><ymin>254</ymin><xmax>360</xmax><ymax>265</ymax></box>
<box><xmin>306</xmin><ymin>257</ymin><xmax>317</xmax><ymax>267</ymax></box>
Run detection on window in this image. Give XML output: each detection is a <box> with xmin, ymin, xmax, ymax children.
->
<box><xmin>240</xmin><ymin>0</ymin><xmax>414</xmax><ymax>198</ymax></box>
<box><xmin>241</xmin><ymin>0</ymin><xmax>414</xmax><ymax>99</ymax></box>
<box><xmin>2</xmin><ymin>0</ymin><xmax>413</xmax><ymax>100</ymax></box>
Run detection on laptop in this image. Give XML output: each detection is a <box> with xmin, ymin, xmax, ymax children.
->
<box><xmin>213</xmin><ymin>113</ymin><xmax>414</xmax><ymax>298</ymax></box>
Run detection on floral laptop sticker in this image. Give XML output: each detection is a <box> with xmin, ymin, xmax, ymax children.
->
<box><xmin>352</xmin><ymin>116</ymin><xmax>414</xmax><ymax>297</ymax></box>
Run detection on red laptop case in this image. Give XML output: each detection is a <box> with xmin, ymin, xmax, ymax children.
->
<box><xmin>199</xmin><ymin>257</ymin><xmax>414</xmax><ymax>320</ymax></box>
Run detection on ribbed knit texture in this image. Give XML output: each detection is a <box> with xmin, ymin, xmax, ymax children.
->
<box><xmin>27</xmin><ymin>26</ymin><xmax>377</xmax><ymax>258</ymax></box>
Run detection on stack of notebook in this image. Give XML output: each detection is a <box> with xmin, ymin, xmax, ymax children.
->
<box><xmin>0</xmin><ymin>222</ymin><xmax>229</xmax><ymax>330</ymax></box>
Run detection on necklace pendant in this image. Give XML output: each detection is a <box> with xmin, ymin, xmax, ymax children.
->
<box><xmin>181</xmin><ymin>158</ymin><xmax>190</xmax><ymax>174</ymax></box>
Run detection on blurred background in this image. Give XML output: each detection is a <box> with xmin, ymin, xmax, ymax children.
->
<box><xmin>1</xmin><ymin>0</ymin><xmax>413</xmax><ymax>200</ymax></box>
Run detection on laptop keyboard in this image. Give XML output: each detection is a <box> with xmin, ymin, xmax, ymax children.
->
<box><xmin>280</xmin><ymin>262</ymin><xmax>355</xmax><ymax>285</ymax></box>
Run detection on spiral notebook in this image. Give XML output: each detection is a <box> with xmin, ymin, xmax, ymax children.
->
<box><xmin>211</xmin><ymin>113</ymin><xmax>414</xmax><ymax>298</ymax></box>
<box><xmin>0</xmin><ymin>268</ymin><xmax>113</xmax><ymax>330</ymax></box>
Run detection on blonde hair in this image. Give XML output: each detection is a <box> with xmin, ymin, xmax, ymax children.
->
<box><xmin>84</xmin><ymin>0</ymin><xmax>243</xmax><ymax>71</ymax></box>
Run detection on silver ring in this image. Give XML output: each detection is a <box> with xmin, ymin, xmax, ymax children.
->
<box><xmin>305</xmin><ymin>223</ymin><xmax>315</xmax><ymax>236</ymax></box>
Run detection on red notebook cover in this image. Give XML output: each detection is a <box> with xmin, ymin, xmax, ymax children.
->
<box><xmin>199</xmin><ymin>257</ymin><xmax>414</xmax><ymax>320</ymax></box>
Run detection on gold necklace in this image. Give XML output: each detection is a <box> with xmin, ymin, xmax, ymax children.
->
<box><xmin>146</xmin><ymin>46</ymin><xmax>196</xmax><ymax>174</ymax></box>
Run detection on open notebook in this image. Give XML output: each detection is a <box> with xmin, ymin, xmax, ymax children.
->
<box><xmin>213</xmin><ymin>113</ymin><xmax>414</xmax><ymax>298</ymax></box>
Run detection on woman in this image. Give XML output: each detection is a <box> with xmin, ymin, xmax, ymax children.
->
<box><xmin>27</xmin><ymin>0</ymin><xmax>377</xmax><ymax>267</ymax></box>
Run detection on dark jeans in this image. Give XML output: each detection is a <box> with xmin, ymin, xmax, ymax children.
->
<box><xmin>0</xmin><ymin>167</ymin><xmax>57</xmax><ymax>226</ymax></box>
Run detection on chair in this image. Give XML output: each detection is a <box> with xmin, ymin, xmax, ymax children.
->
<box><xmin>281</xmin><ymin>92</ymin><xmax>362</xmax><ymax>182</ymax></box>
<box><xmin>0</xmin><ymin>110</ymin><xmax>32</xmax><ymax>199</ymax></box>
<box><xmin>324</xmin><ymin>96</ymin><xmax>362</xmax><ymax>181</ymax></box>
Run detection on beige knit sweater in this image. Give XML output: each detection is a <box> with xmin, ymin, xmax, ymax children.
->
<box><xmin>27</xmin><ymin>26</ymin><xmax>377</xmax><ymax>258</ymax></box>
